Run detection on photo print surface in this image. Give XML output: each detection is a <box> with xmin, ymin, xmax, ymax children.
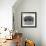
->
<box><xmin>21</xmin><ymin>12</ymin><xmax>37</xmax><ymax>28</ymax></box>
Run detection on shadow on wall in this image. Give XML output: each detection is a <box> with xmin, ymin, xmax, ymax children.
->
<box><xmin>12</xmin><ymin>0</ymin><xmax>24</xmax><ymax>10</ymax></box>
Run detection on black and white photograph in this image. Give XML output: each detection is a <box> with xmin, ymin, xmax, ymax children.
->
<box><xmin>21</xmin><ymin>12</ymin><xmax>37</xmax><ymax>28</ymax></box>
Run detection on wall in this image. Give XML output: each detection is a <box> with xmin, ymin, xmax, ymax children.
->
<box><xmin>13</xmin><ymin>0</ymin><xmax>41</xmax><ymax>46</ymax></box>
<box><xmin>41</xmin><ymin>0</ymin><xmax>46</xmax><ymax>46</ymax></box>
<box><xmin>0</xmin><ymin>0</ymin><xmax>46</xmax><ymax>46</ymax></box>
<box><xmin>0</xmin><ymin>0</ymin><xmax>16</xmax><ymax>30</ymax></box>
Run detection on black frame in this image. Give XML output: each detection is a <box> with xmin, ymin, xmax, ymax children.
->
<box><xmin>21</xmin><ymin>12</ymin><xmax>37</xmax><ymax>28</ymax></box>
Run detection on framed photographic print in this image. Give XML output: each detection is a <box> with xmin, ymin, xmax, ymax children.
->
<box><xmin>21</xmin><ymin>12</ymin><xmax>37</xmax><ymax>28</ymax></box>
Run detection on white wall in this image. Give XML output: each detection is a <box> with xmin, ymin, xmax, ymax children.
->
<box><xmin>0</xmin><ymin>0</ymin><xmax>16</xmax><ymax>30</ymax></box>
<box><xmin>0</xmin><ymin>0</ymin><xmax>46</xmax><ymax>46</ymax></box>
<box><xmin>13</xmin><ymin>0</ymin><xmax>46</xmax><ymax>46</ymax></box>
<box><xmin>41</xmin><ymin>0</ymin><xmax>46</xmax><ymax>46</ymax></box>
<box><xmin>13</xmin><ymin>0</ymin><xmax>41</xmax><ymax>46</ymax></box>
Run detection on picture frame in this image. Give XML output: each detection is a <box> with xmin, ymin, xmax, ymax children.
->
<box><xmin>21</xmin><ymin>12</ymin><xmax>37</xmax><ymax>28</ymax></box>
